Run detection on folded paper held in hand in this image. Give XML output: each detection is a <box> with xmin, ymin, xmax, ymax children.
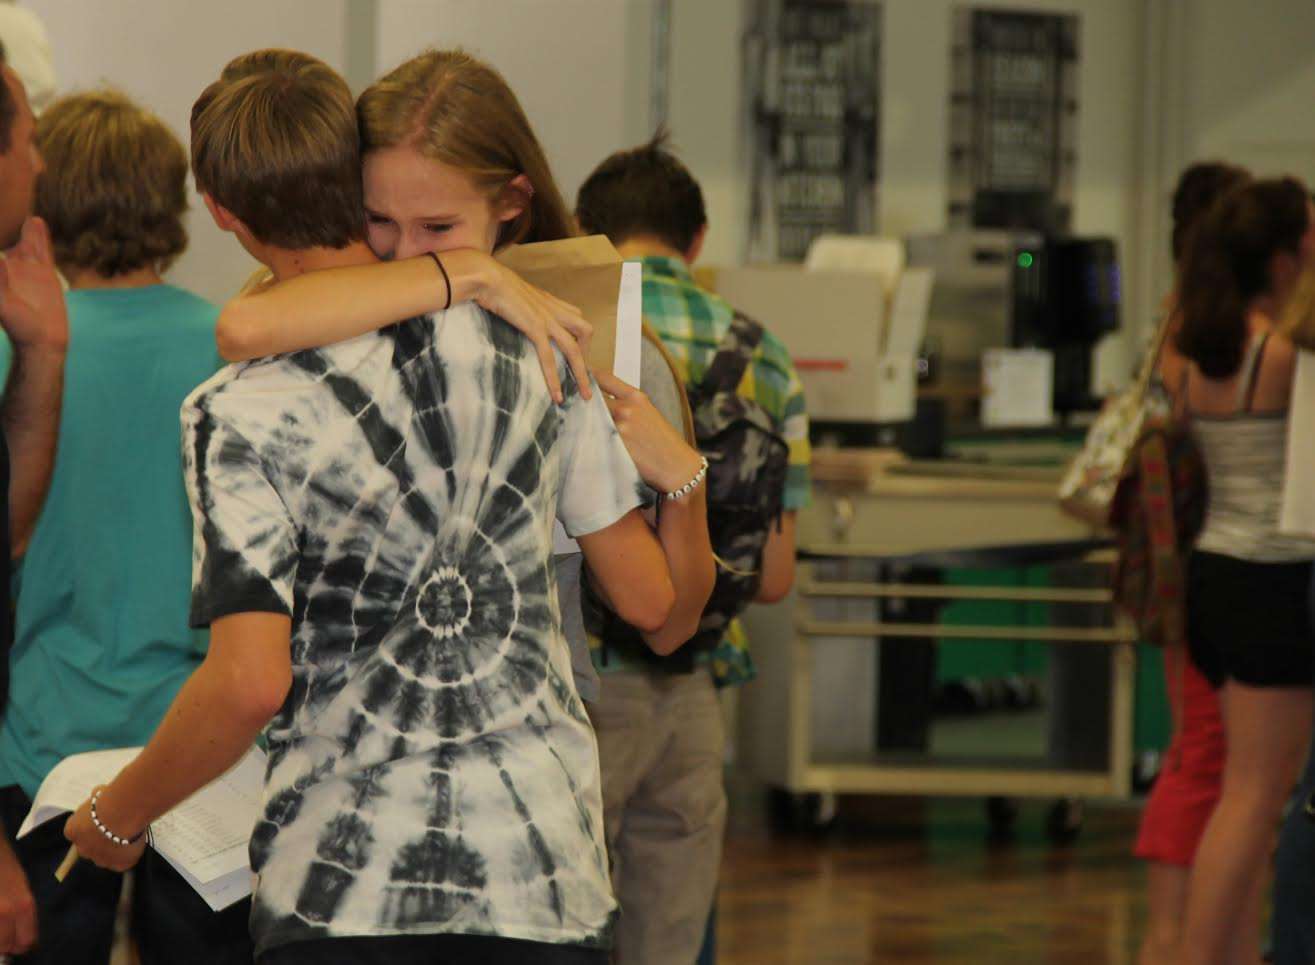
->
<box><xmin>497</xmin><ymin>235</ymin><xmax>625</xmax><ymax>376</ymax></box>
<box><xmin>21</xmin><ymin>746</ymin><xmax>265</xmax><ymax>911</ymax></box>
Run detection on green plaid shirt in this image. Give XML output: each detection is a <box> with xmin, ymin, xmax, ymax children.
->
<box><xmin>590</xmin><ymin>255</ymin><xmax>812</xmax><ymax>687</ymax></box>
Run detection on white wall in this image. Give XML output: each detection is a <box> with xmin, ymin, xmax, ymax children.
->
<box><xmin>26</xmin><ymin>0</ymin><xmax>352</xmax><ymax>305</ymax></box>
<box><xmin>1137</xmin><ymin>0</ymin><xmax>1315</xmax><ymax>327</ymax></box>
<box><xmin>375</xmin><ymin>0</ymin><xmax>654</xmax><ymax>218</ymax></box>
<box><xmin>1177</xmin><ymin>0</ymin><xmax>1315</xmax><ymax>183</ymax></box>
<box><xmin>666</xmin><ymin>0</ymin><xmax>747</xmax><ymax>269</ymax></box>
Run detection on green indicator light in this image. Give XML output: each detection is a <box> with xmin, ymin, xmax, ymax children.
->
<box><xmin>1018</xmin><ymin>252</ymin><xmax>1034</xmax><ymax>269</ymax></box>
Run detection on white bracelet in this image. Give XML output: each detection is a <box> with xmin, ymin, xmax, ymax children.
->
<box><xmin>664</xmin><ymin>457</ymin><xmax>709</xmax><ymax>501</ymax></box>
<box><xmin>89</xmin><ymin>788</ymin><xmax>144</xmax><ymax>847</ymax></box>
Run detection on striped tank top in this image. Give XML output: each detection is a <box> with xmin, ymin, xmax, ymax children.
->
<box><xmin>1193</xmin><ymin>334</ymin><xmax>1315</xmax><ymax>562</ymax></box>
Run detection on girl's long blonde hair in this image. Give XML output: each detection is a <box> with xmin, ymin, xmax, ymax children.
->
<box><xmin>357</xmin><ymin>49</ymin><xmax>575</xmax><ymax>250</ymax></box>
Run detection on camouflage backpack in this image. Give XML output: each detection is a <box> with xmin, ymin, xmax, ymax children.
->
<box><xmin>680</xmin><ymin>311</ymin><xmax>791</xmax><ymax>662</ymax></box>
<box><xmin>584</xmin><ymin>313</ymin><xmax>790</xmax><ymax>673</ymax></box>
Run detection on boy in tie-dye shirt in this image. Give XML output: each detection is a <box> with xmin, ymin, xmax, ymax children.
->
<box><xmin>63</xmin><ymin>50</ymin><xmax>675</xmax><ymax>965</ymax></box>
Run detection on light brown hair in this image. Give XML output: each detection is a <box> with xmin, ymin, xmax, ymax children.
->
<box><xmin>191</xmin><ymin>49</ymin><xmax>364</xmax><ymax>250</ymax></box>
<box><xmin>36</xmin><ymin>90</ymin><xmax>187</xmax><ymax>277</ymax></box>
<box><xmin>357</xmin><ymin>49</ymin><xmax>574</xmax><ymax>249</ymax></box>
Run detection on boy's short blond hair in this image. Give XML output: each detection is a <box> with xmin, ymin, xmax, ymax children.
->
<box><xmin>191</xmin><ymin>49</ymin><xmax>364</xmax><ymax>250</ymax></box>
<box><xmin>36</xmin><ymin>90</ymin><xmax>187</xmax><ymax>277</ymax></box>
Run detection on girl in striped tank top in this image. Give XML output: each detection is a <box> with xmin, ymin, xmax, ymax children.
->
<box><xmin>1171</xmin><ymin>177</ymin><xmax>1315</xmax><ymax>964</ymax></box>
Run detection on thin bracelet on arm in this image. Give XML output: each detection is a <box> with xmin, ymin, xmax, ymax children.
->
<box><xmin>427</xmin><ymin>251</ymin><xmax>453</xmax><ymax>311</ymax></box>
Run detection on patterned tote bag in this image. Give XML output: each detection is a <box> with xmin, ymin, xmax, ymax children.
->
<box><xmin>1058</xmin><ymin>315</ymin><xmax>1174</xmax><ymax>525</ymax></box>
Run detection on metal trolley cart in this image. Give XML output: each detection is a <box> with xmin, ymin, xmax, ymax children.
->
<box><xmin>737</xmin><ymin>456</ymin><xmax>1136</xmax><ymax>839</ymax></box>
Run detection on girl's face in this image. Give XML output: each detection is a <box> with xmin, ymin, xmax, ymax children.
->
<box><xmin>362</xmin><ymin>145</ymin><xmax>524</xmax><ymax>260</ymax></box>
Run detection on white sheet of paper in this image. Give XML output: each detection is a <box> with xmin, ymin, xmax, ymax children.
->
<box><xmin>885</xmin><ymin>267</ymin><xmax>934</xmax><ymax>357</ymax></box>
<box><xmin>982</xmin><ymin>348</ymin><xmax>1054</xmax><ymax>428</ymax></box>
<box><xmin>157</xmin><ymin>855</ymin><xmax>254</xmax><ymax>912</ymax></box>
<box><xmin>19</xmin><ymin>745</ymin><xmax>265</xmax><ymax>911</ymax></box>
<box><xmin>17</xmin><ymin>747</ymin><xmax>139</xmax><ymax>839</ymax></box>
<box><xmin>612</xmin><ymin>261</ymin><xmax>643</xmax><ymax>386</ymax></box>
<box><xmin>553</xmin><ymin>260</ymin><xmax>643</xmax><ymax>554</ymax></box>
<box><xmin>148</xmin><ymin>747</ymin><xmax>264</xmax><ymax>883</ymax></box>
<box><xmin>1281</xmin><ymin>349</ymin><xmax>1315</xmax><ymax>534</ymax></box>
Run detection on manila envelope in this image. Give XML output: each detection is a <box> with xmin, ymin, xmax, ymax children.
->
<box><xmin>496</xmin><ymin>235</ymin><xmax>623</xmax><ymax>375</ymax></box>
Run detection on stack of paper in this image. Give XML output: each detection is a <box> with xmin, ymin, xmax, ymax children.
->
<box><xmin>19</xmin><ymin>746</ymin><xmax>265</xmax><ymax>911</ymax></box>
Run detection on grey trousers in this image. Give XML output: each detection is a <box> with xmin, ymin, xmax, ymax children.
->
<box><xmin>588</xmin><ymin>669</ymin><xmax>728</xmax><ymax>965</ymax></box>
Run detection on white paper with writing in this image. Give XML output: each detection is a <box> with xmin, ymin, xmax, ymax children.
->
<box><xmin>19</xmin><ymin>745</ymin><xmax>265</xmax><ymax>911</ymax></box>
<box><xmin>982</xmin><ymin>348</ymin><xmax>1054</xmax><ymax>428</ymax></box>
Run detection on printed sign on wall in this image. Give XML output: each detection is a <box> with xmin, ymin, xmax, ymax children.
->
<box><xmin>745</xmin><ymin>0</ymin><xmax>881</xmax><ymax>261</ymax></box>
<box><xmin>947</xmin><ymin>8</ymin><xmax>1080</xmax><ymax>233</ymax></box>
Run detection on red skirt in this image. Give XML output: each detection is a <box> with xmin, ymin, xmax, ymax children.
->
<box><xmin>1134</xmin><ymin>644</ymin><xmax>1226</xmax><ymax>866</ymax></box>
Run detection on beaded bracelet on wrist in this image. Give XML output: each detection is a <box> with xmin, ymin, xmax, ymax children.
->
<box><xmin>664</xmin><ymin>456</ymin><xmax>709</xmax><ymax>501</ymax></box>
<box><xmin>89</xmin><ymin>788</ymin><xmax>145</xmax><ymax>847</ymax></box>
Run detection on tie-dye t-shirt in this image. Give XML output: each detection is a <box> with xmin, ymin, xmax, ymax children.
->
<box><xmin>181</xmin><ymin>305</ymin><xmax>644</xmax><ymax>955</ymax></box>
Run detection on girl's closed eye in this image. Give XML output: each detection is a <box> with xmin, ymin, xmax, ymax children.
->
<box><xmin>365</xmin><ymin>212</ymin><xmax>392</xmax><ymax>226</ymax></box>
<box><xmin>424</xmin><ymin>222</ymin><xmax>455</xmax><ymax>235</ymax></box>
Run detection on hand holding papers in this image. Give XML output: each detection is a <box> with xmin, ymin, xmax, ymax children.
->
<box><xmin>498</xmin><ymin>235</ymin><xmax>627</xmax><ymax>376</ymax></box>
<box><xmin>22</xmin><ymin>746</ymin><xmax>265</xmax><ymax>911</ymax></box>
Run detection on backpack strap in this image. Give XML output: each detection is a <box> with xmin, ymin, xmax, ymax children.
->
<box><xmin>1136</xmin><ymin>305</ymin><xmax>1179</xmax><ymax>396</ymax></box>
<box><xmin>696</xmin><ymin>312</ymin><xmax>765</xmax><ymax>398</ymax></box>
<box><xmin>1237</xmin><ymin>331</ymin><xmax>1271</xmax><ymax>413</ymax></box>
<box><xmin>642</xmin><ymin>321</ymin><xmax>696</xmax><ymax>444</ymax></box>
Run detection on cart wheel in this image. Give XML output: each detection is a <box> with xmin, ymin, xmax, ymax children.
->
<box><xmin>985</xmin><ymin>796</ymin><xmax>1019</xmax><ymax>839</ymax></box>
<box><xmin>767</xmin><ymin>788</ymin><xmax>838</xmax><ymax>833</ymax></box>
<box><xmin>1046</xmin><ymin>797</ymin><xmax>1084</xmax><ymax>845</ymax></box>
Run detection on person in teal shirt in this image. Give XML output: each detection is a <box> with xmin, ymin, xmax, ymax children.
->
<box><xmin>0</xmin><ymin>90</ymin><xmax>252</xmax><ymax>964</ymax></box>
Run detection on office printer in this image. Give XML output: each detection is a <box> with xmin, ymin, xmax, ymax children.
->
<box><xmin>906</xmin><ymin>230</ymin><xmax>1121</xmax><ymax>416</ymax></box>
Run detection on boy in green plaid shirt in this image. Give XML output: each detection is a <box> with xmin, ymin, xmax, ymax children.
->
<box><xmin>576</xmin><ymin>132</ymin><xmax>811</xmax><ymax>965</ymax></box>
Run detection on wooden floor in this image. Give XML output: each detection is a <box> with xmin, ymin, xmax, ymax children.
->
<box><xmin>716</xmin><ymin>782</ymin><xmax>1148</xmax><ymax>964</ymax></box>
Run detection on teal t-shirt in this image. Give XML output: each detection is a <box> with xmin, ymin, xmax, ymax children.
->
<box><xmin>0</xmin><ymin>284</ymin><xmax>222</xmax><ymax>797</ymax></box>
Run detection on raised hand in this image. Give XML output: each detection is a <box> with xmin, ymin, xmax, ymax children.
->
<box><xmin>475</xmin><ymin>256</ymin><xmax>592</xmax><ymax>403</ymax></box>
<box><xmin>0</xmin><ymin>217</ymin><xmax>68</xmax><ymax>354</ymax></box>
